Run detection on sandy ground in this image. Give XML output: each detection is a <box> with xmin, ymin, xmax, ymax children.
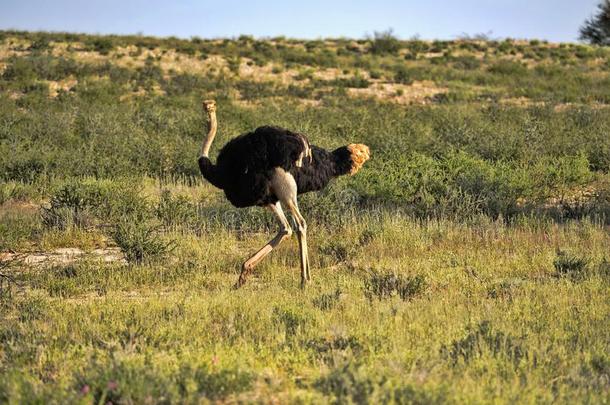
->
<box><xmin>0</xmin><ymin>247</ymin><xmax>125</xmax><ymax>266</ymax></box>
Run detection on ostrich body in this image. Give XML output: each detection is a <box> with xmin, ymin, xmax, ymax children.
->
<box><xmin>198</xmin><ymin>100</ymin><xmax>370</xmax><ymax>288</ymax></box>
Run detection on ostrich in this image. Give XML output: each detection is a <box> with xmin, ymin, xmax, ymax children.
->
<box><xmin>198</xmin><ymin>100</ymin><xmax>370</xmax><ymax>288</ymax></box>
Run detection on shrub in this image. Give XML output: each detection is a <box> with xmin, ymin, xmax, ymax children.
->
<box><xmin>156</xmin><ymin>190</ymin><xmax>198</xmax><ymax>229</ymax></box>
<box><xmin>0</xmin><ymin>182</ymin><xmax>38</xmax><ymax>204</ymax></box>
<box><xmin>75</xmin><ymin>357</ymin><xmax>252</xmax><ymax>403</ymax></box>
<box><xmin>176</xmin><ymin>363</ymin><xmax>253</xmax><ymax>400</ymax></box>
<box><xmin>307</xmin><ymin>334</ymin><xmax>364</xmax><ymax>358</ymax></box>
<box><xmin>553</xmin><ymin>250</ymin><xmax>590</xmax><ymax>280</ymax></box>
<box><xmin>273</xmin><ymin>306</ymin><xmax>311</xmax><ymax>342</ymax></box>
<box><xmin>369</xmin><ymin>70</ymin><xmax>382</xmax><ymax>79</ymax></box>
<box><xmin>42</xmin><ymin>181</ymin><xmax>107</xmax><ymax>229</ymax></box>
<box><xmin>314</xmin><ymin>361</ymin><xmax>377</xmax><ymax>404</ymax></box>
<box><xmin>235</xmin><ymin>80</ymin><xmax>275</xmax><ymax>100</ymax></box>
<box><xmin>28</xmin><ymin>37</ymin><xmax>51</xmax><ymax>51</ymax></box>
<box><xmin>111</xmin><ymin>220</ymin><xmax>174</xmax><ymax>265</ymax></box>
<box><xmin>450</xmin><ymin>55</ymin><xmax>482</xmax><ymax>70</ymax></box>
<box><xmin>41</xmin><ymin>179</ymin><xmax>144</xmax><ymax>226</ymax></box>
<box><xmin>369</xmin><ymin>29</ymin><xmax>400</xmax><ymax>55</ymax></box>
<box><xmin>226</xmin><ymin>56</ymin><xmax>241</xmax><ymax>74</ymax></box>
<box><xmin>440</xmin><ymin>321</ymin><xmax>529</xmax><ymax>367</ymax></box>
<box><xmin>406</xmin><ymin>39</ymin><xmax>429</xmax><ymax>55</ymax></box>
<box><xmin>0</xmin><ymin>209</ymin><xmax>41</xmax><ymax>250</ymax></box>
<box><xmin>488</xmin><ymin>60</ymin><xmax>527</xmax><ymax>76</ymax></box>
<box><xmin>87</xmin><ymin>38</ymin><xmax>114</xmax><ymax>55</ymax></box>
<box><xmin>364</xmin><ymin>270</ymin><xmax>427</xmax><ymax>301</ymax></box>
<box><xmin>312</xmin><ymin>288</ymin><xmax>342</xmax><ymax>310</ymax></box>
<box><xmin>319</xmin><ymin>240</ymin><xmax>358</xmax><ymax>265</ymax></box>
<box><xmin>597</xmin><ymin>258</ymin><xmax>610</xmax><ymax>280</ymax></box>
<box><xmin>393</xmin><ymin>64</ymin><xmax>413</xmax><ymax>84</ymax></box>
<box><xmin>315</xmin><ymin>360</ymin><xmax>447</xmax><ymax>404</ymax></box>
<box><xmin>175</xmin><ymin>43</ymin><xmax>196</xmax><ymax>56</ymax></box>
<box><xmin>330</xmin><ymin>76</ymin><xmax>370</xmax><ymax>89</ymax></box>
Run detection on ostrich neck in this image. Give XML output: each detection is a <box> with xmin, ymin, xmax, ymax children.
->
<box><xmin>201</xmin><ymin>110</ymin><xmax>217</xmax><ymax>158</ymax></box>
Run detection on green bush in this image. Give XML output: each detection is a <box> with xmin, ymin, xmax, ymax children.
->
<box><xmin>156</xmin><ymin>189</ymin><xmax>199</xmax><ymax>230</ymax></box>
<box><xmin>440</xmin><ymin>321</ymin><xmax>529</xmax><ymax>367</ymax></box>
<box><xmin>364</xmin><ymin>270</ymin><xmax>427</xmax><ymax>301</ymax></box>
<box><xmin>393</xmin><ymin>64</ymin><xmax>414</xmax><ymax>84</ymax></box>
<box><xmin>450</xmin><ymin>55</ymin><xmax>482</xmax><ymax>70</ymax></box>
<box><xmin>314</xmin><ymin>361</ymin><xmax>377</xmax><ymax>403</ymax></box>
<box><xmin>72</xmin><ymin>357</ymin><xmax>253</xmax><ymax>403</ymax></box>
<box><xmin>369</xmin><ymin>29</ymin><xmax>401</xmax><ymax>55</ymax></box>
<box><xmin>330</xmin><ymin>76</ymin><xmax>370</xmax><ymax>89</ymax></box>
<box><xmin>111</xmin><ymin>220</ymin><xmax>174</xmax><ymax>265</ymax></box>
<box><xmin>0</xmin><ymin>209</ymin><xmax>41</xmax><ymax>250</ymax></box>
<box><xmin>312</xmin><ymin>289</ymin><xmax>342</xmax><ymax>311</ymax></box>
<box><xmin>553</xmin><ymin>251</ymin><xmax>590</xmax><ymax>280</ymax></box>
<box><xmin>488</xmin><ymin>60</ymin><xmax>527</xmax><ymax>76</ymax></box>
<box><xmin>87</xmin><ymin>38</ymin><xmax>114</xmax><ymax>55</ymax></box>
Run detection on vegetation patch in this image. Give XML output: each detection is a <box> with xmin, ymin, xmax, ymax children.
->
<box><xmin>364</xmin><ymin>270</ymin><xmax>427</xmax><ymax>301</ymax></box>
<box><xmin>553</xmin><ymin>250</ymin><xmax>590</xmax><ymax>280</ymax></box>
<box><xmin>111</xmin><ymin>220</ymin><xmax>175</xmax><ymax>265</ymax></box>
<box><xmin>440</xmin><ymin>321</ymin><xmax>530</xmax><ymax>368</ymax></box>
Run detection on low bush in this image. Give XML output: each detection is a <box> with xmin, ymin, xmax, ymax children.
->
<box><xmin>86</xmin><ymin>38</ymin><xmax>114</xmax><ymax>55</ymax></box>
<box><xmin>488</xmin><ymin>60</ymin><xmax>527</xmax><ymax>76</ymax></box>
<box><xmin>330</xmin><ymin>76</ymin><xmax>370</xmax><ymax>89</ymax></box>
<box><xmin>364</xmin><ymin>270</ymin><xmax>427</xmax><ymax>301</ymax></box>
<box><xmin>0</xmin><ymin>209</ymin><xmax>41</xmax><ymax>250</ymax></box>
<box><xmin>156</xmin><ymin>190</ymin><xmax>199</xmax><ymax>230</ymax></box>
<box><xmin>314</xmin><ymin>361</ymin><xmax>377</xmax><ymax>403</ymax></box>
<box><xmin>41</xmin><ymin>179</ymin><xmax>147</xmax><ymax>229</ymax></box>
<box><xmin>72</xmin><ymin>357</ymin><xmax>253</xmax><ymax>403</ymax></box>
<box><xmin>369</xmin><ymin>29</ymin><xmax>401</xmax><ymax>55</ymax></box>
<box><xmin>111</xmin><ymin>220</ymin><xmax>174</xmax><ymax>265</ymax></box>
<box><xmin>553</xmin><ymin>250</ymin><xmax>590</xmax><ymax>280</ymax></box>
<box><xmin>312</xmin><ymin>288</ymin><xmax>342</xmax><ymax>310</ymax></box>
<box><xmin>393</xmin><ymin>64</ymin><xmax>414</xmax><ymax>85</ymax></box>
<box><xmin>440</xmin><ymin>321</ymin><xmax>530</xmax><ymax>367</ymax></box>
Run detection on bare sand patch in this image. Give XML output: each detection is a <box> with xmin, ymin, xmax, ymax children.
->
<box><xmin>237</xmin><ymin>59</ymin><xmax>300</xmax><ymax>84</ymax></box>
<box><xmin>348</xmin><ymin>80</ymin><xmax>448</xmax><ymax>105</ymax></box>
<box><xmin>0</xmin><ymin>247</ymin><xmax>125</xmax><ymax>267</ymax></box>
<box><xmin>234</xmin><ymin>96</ymin><xmax>321</xmax><ymax>109</ymax></box>
<box><xmin>47</xmin><ymin>76</ymin><xmax>78</xmax><ymax>98</ymax></box>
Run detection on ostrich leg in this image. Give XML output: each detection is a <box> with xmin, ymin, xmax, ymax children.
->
<box><xmin>270</xmin><ymin>167</ymin><xmax>311</xmax><ymax>288</ymax></box>
<box><xmin>286</xmin><ymin>197</ymin><xmax>310</xmax><ymax>288</ymax></box>
<box><xmin>236</xmin><ymin>202</ymin><xmax>292</xmax><ymax>288</ymax></box>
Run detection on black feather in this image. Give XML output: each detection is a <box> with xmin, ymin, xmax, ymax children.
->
<box><xmin>199</xmin><ymin>126</ymin><xmax>354</xmax><ymax>208</ymax></box>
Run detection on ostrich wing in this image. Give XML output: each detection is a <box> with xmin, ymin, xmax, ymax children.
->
<box><xmin>216</xmin><ymin>126</ymin><xmax>310</xmax><ymax>176</ymax></box>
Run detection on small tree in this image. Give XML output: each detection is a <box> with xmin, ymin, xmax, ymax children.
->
<box><xmin>369</xmin><ymin>29</ymin><xmax>401</xmax><ymax>55</ymax></box>
<box><xmin>579</xmin><ymin>0</ymin><xmax>610</xmax><ymax>45</ymax></box>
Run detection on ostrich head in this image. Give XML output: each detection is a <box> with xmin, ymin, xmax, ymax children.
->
<box><xmin>346</xmin><ymin>144</ymin><xmax>370</xmax><ymax>174</ymax></box>
<box><xmin>332</xmin><ymin>143</ymin><xmax>370</xmax><ymax>176</ymax></box>
<box><xmin>203</xmin><ymin>99</ymin><xmax>216</xmax><ymax>114</ymax></box>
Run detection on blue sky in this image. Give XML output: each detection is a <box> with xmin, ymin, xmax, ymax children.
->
<box><xmin>0</xmin><ymin>0</ymin><xmax>601</xmax><ymax>42</ymax></box>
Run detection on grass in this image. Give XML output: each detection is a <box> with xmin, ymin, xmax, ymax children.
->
<box><xmin>0</xmin><ymin>30</ymin><xmax>609</xmax><ymax>403</ymax></box>
<box><xmin>1</xmin><ymin>214</ymin><xmax>609</xmax><ymax>403</ymax></box>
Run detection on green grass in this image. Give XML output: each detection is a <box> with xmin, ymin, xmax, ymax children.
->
<box><xmin>1</xmin><ymin>213</ymin><xmax>609</xmax><ymax>403</ymax></box>
<box><xmin>0</xmin><ymin>31</ymin><xmax>609</xmax><ymax>403</ymax></box>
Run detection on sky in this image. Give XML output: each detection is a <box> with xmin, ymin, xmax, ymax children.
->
<box><xmin>0</xmin><ymin>0</ymin><xmax>602</xmax><ymax>42</ymax></box>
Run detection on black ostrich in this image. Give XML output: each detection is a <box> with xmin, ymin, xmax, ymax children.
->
<box><xmin>198</xmin><ymin>100</ymin><xmax>370</xmax><ymax>288</ymax></box>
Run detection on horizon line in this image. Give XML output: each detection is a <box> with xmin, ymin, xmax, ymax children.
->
<box><xmin>0</xmin><ymin>28</ymin><xmax>587</xmax><ymax>45</ymax></box>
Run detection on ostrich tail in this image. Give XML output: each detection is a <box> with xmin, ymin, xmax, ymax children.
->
<box><xmin>346</xmin><ymin>144</ymin><xmax>370</xmax><ymax>175</ymax></box>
